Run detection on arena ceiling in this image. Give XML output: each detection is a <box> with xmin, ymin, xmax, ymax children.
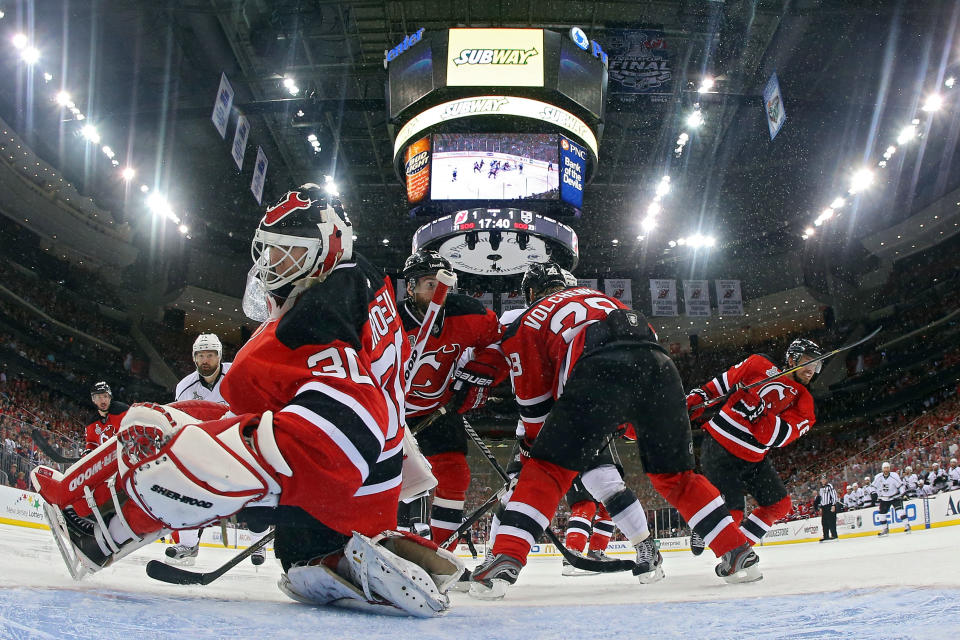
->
<box><xmin>2</xmin><ymin>0</ymin><xmax>960</xmax><ymax>290</ymax></box>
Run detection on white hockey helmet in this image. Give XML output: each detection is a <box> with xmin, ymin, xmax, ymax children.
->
<box><xmin>851</xmin><ymin>482</ymin><xmax>858</xmax><ymax>489</ymax></box>
<box><xmin>905</xmin><ymin>466</ymin><xmax>913</xmax><ymax>473</ymax></box>
<box><xmin>881</xmin><ymin>462</ymin><xmax>890</xmax><ymax>471</ymax></box>
<box><xmin>192</xmin><ymin>333</ymin><xmax>222</xmax><ymax>358</ymax></box>
<box><xmin>251</xmin><ymin>183</ymin><xmax>353</xmax><ymax>295</ymax></box>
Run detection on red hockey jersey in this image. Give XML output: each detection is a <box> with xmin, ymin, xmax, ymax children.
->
<box><xmin>222</xmin><ymin>255</ymin><xmax>407</xmax><ymax>537</ymax></box>
<box><xmin>401</xmin><ymin>294</ymin><xmax>504</xmax><ymax>418</ymax></box>
<box><xmin>499</xmin><ymin>287</ymin><xmax>627</xmax><ymax>441</ymax></box>
<box><xmin>699</xmin><ymin>354</ymin><xmax>816</xmax><ymax>462</ymax></box>
<box><xmin>83</xmin><ymin>401</ymin><xmax>129</xmax><ymax>453</ymax></box>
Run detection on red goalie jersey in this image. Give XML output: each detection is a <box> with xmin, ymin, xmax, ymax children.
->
<box><xmin>698</xmin><ymin>354</ymin><xmax>816</xmax><ymax>462</ymax></box>
<box><xmin>221</xmin><ymin>256</ymin><xmax>407</xmax><ymax>536</ymax></box>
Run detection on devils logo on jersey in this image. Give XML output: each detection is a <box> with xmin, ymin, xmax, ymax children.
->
<box><xmin>408</xmin><ymin>344</ymin><xmax>462</xmax><ymax>400</ymax></box>
<box><xmin>263</xmin><ymin>191</ymin><xmax>312</xmax><ymax>226</ymax></box>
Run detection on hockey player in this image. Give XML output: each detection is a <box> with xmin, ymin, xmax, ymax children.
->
<box><xmin>928</xmin><ymin>462</ymin><xmax>948</xmax><ymax>493</ymax></box>
<box><xmin>685</xmin><ymin>339</ymin><xmax>819</xmax><ymax>553</ymax></box>
<box><xmin>398</xmin><ymin>249</ymin><xmax>506</xmax><ymax>549</ymax></box>
<box><xmin>561</xmin><ymin>475</ymin><xmax>618</xmax><ymax>576</ymax></box>
<box><xmin>168</xmin><ymin>334</ymin><xmax>267</xmax><ymax>567</ymax></box>
<box><xmin>83</xmin><ymin>382</ymin><xmax>129</xmax><ymax>454</ymax></box>
<box><xmin>873</xmin><ymin>462</ymin><xmax>909</xmax><ymax>535</ymax></box>
<box><xmin>863</xmin><ymin>476</ymin><xmax>879</xmax><ymax>507</ymax></box>
<box><xmin>902</xmin><ymin>466</ymin><xmax>920</xmax><ymax>497</ymax></box>
<box><xmin>949</xmin><ymin>458</ymin><xmax>960</xmax><ymax>489</ymax></box>
<box><xmin>469</xmin><ymin>262</ymin><xmax>760</xmax><ymax>599</ymax></box>
<box><xmin>31</xmin><ymin>184</ymin><xmax>462</xmax><ymax>617</ymax></box>
<box><xmin>843</xmin><ymin>483</ymin><xmax>860</xmax><ymax>510</ymax></box>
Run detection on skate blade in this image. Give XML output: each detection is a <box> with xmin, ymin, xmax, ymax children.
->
<box><xmin>164</xmin><ymin>556</ymin><xmax>198</xmax><ymax>567</ymax></box>
<box><xmin>637</xmin><ymin>565</ymin><xmax>666</xmax><ymax>584</ymax></box>
<box><xmin>722</xmin><ymin>564</ymin><xmax>763</xmax><ymax>584</ymax></box>
<box><xmin>562</xmin><ymin>564</ymin><xmax>599</xmax><ymax>577</ymax></box>
<box><xmin>467</xmin><ymin>578</ymin><xmax>510</xmax><ymax>600</ymax></box>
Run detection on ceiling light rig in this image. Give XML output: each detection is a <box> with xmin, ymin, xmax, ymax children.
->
<box><xmin>802</xmin><ymin>75</ymin><xmax>956</xmax><ymax>239</ymax></box>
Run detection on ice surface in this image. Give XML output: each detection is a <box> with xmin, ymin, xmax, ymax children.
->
<box><xmin>1</xmin><ymin>522</ymin><xmax>958</xmax><ymax>639</ymax></box>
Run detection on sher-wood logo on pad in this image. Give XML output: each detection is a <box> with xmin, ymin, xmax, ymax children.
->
<box><xmin>447</xmin><ymin>29</ymin><xmax>544</xmax><ymax>87</ymax></box>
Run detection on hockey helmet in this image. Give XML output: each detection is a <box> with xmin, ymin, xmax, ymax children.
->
<box><xmin>882</xmin><ymin>461</ymin><xmax>891</xmax><ymax>471</ymax></box>
<box><xmin>785</xmin><ymin>338</ymin><xmax>824</xmax><ymax>373</ymax></box>
<box><xmin>90</xmin><ymin>381</ymin><xmax>112</xmax><ymax>397</ymax></box>
<box><xmin>521</xmin><ymin>261</ymin><xmax>567</xmax><ymax>305</ymax></box>
<box><xmin>402</xmin><ymin>249</ymin><xmax>450</xmax><ymax>283</ymax></box>
<box><xmin>251</xmin><ymin>184</ymin><xmax>353</xmax><ymax>294</ymax></box>
<box><xmin>560</xmin><ymin>268</ymin><xmax>578</xmax><ymax>287</ymax></box>
<box><xmin>192</xmin><ymin>333</ymin><xmax>222</xmax><ymax>358</ymax></box>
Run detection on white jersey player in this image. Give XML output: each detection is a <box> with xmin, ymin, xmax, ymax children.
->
<box><xmin>872</xmin><ymin>463</ymin><xmax>909</xmax><ymax>535</ymax></box>
<box><xmin>843</xmin><ymin>483</ymin><xmax>859</xmax><ymax>509</ymax></box>
<box><xmin>928</xmin><ymin>462</ymin><xmax>948</xmax><ymax>492</ymax></box>
<box><xmin>949</xmin><ymin>458</ymin><xmax>960</xmax><ymax>488</ymax></box>
<box><xmin>902</xmin><ymin>466</ymin><xmax>919</xmax><ymax>497</ymax></box>
<box><xmin>174</xmin><ymin>333</ymin><xmax>232</xmax><ymax>403</ymax></box>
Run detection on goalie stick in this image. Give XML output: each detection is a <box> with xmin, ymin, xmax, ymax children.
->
<box><xmin>688</xmin><ymin>325</ymin><xmax>883</xmax><ymax>415</ymax></box>
<box><xmin>31</xmin><ymin>428</ymin><xmax>80</xmax><ymax>464</ymax></box>
<box><xmin>146</xmin><ymin>530</ymin><xmax>276</xmax><ymax>586</ymax></box>
<box><xmin>460</xmin><ymin>415</ymin><xmax>639</xmax><ymax>574</ymax></box>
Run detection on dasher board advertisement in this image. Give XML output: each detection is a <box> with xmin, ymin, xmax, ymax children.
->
<box><xmin>447</xmin><ymin>28</ymin><xmax>544</xmax><ymax>87</ymax></box>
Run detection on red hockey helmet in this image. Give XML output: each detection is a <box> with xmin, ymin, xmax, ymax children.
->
<box><xmin>251</xmin><ymin>183</ymin><xmax>353</xmax><ymax>293</ymax></box>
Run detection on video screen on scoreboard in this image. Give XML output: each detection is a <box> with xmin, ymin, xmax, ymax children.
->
<box><xmin>429</xmin><ymin>133</ymin><xmax>560</xmax><ymax>201</ymax></box>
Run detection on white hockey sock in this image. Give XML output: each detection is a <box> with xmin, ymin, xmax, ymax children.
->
<box><xmin>581</xmin><ymin>465</ymin><xmax>649</xmax><ymax>544</ymax></box>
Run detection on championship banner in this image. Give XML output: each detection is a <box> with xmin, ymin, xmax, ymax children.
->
<box><xmin>649</xmin><ymin>279</ymin><xmax>677</xmax><ymax>317</ymax></box>
<box><xmin>211</xmin><ymin>73</ymin><xmax>234</xmax><ymax>139</ymax></box>
<box><xmin>763</xmin><ymin>71</ymin><xmax>786</xmax><ymax>140</ymax></box>
<box><xmin>231</xmin><ymin>115</ymin><xmax>249</xmax><ymax>171</ymax></box>
<box><xmin>500</xmin><ymin>291</ymin><xmax>526</xmax><ymax>314</ymax></box>
<box><xmin>576</xmin><ymin>278</ymin><xmax>598</xmax><ymax>292</ymax></box>
<box><xmin>470</xmin><ymin>291</ymin><xmax>495</xmax><ymax>311</ymax></box>
<box><xmin>715</xmin><ymin>279</ymin><xmax>744</xmax><ymax>316</ymax></box>
<box><xmin>682</xmin><ymin>280</ymin><xmax>710</xmax><ymax>317</ymax></box>
<box><xmin>250</xmin><ymin>146</ymin><xmax>268</xmax><ymax>205</ymax></box>
<box><xmin>604</xmin><ymin>278</ymin><xmax>633</xmax><ymax>309</ymax></box>
<box><xmin>605</xmin><ymin>29</ymin><xmax>672</xmax><ymax>96</ymax></box>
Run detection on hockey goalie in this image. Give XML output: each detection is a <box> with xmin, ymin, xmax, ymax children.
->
<box><xmin>30</xmin><ymin>184</ymin><xmax>462</xmax><ymax>617</ymax></box>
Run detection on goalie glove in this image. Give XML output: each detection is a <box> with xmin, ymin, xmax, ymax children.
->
<box><xmin>450</xmin><ymin>360</ymin><xmax>497</xmax><ymax>414</ymax></box>
<box><xmin>727</xmin><ymin>384</ymin><xmax>766</xmax><ymax>423</ymax></box>
<box><xmin>685</xmin><ymin>388</ymin><xmax>711</xmax><ymax>422</ymax></box>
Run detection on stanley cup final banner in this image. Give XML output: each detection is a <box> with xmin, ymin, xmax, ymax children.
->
<box><xmin>577</xmin><ymin>278</ymin><xmax>599</xmax><ymax>291</ymax></box>
<box><xmin>604</xmin><ymin>278</ymin><xmax>633</xmax><ymax>309</ymax></box>
<box><xmin>715</xmin><ymin>280</ymin><xmax>744</xmax><ymax>316</ymax></box>
<box><xmin>605</xmin><ymin>29</ymin><xmax>673</xmax><ymax>96</ymax></box>
<box><xmin>650</xmin><ymin>279</ymin><xmax>677</xmax><ymax>317</ymax></box>
<box><xmin>683</xmin><ymin>280</ymin><xmax>710</xmax><ymax>317</ymax></box>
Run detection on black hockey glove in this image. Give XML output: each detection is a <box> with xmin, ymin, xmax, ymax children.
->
<box><xmin>450</xmin><ymin>360</ymin><xmax>497</xmax><ymax>414</ymax></box>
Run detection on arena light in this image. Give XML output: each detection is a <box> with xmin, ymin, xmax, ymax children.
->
<box><xmin>178</xmin><ymin>224</ymin><xmax>189</xmax><ymax>234</ymax></box>
<box><xmin>323</xmin><ymin>175</ymin><xmax>339</xmax><ymax>197</ymax></box>
<box><xmin>146</xmin><ymin>192</ymin><xmax>178</xmax><ymax>223</ymax></box>
<box><xmin>55</xmin><ymin>91</ymin><xmax>71</xmax><ymax>106</ymax></box>
<box><xmin>76</xmin><ymin>113</ymin><xmax>85</xmax><ymax>120</ymax></box>
<box><xmin>306</xmin><ymin>133</ymin><xmax>317</xmax><ymax>142</ymax></box>
<box><xmin>647</xmin><ymin>201</ymin><xmax>661</xmax><ymax>216</ymax></box>
<box><xmin>655</xmin><ymin>175</ymin><xmax>671</xmax><ymax>198</ymax></box>
<box><xmin>20</xmin><ymin>46</ymin><xmax>39</xmax><ymax>65</ymax></box>
<box><xmin>668</xmin><ymin>240</ymin><xmax>677</xmax><ymax>248</ymax></box>
<box><xmin>641</xmin><ymin>216</ymin><xmax>657</xmax><ymax>232</ymax></box>
<box><xmin>848</xmin><ymin>168</ymin><xmax>874</xmax><ymax>194</ymax></box>
<box><xmin>946</xmin><ymin>77</ymin><xmax>956</xmax><ymax>89</ymax></box>
<box><xmin>139</xmin><ymin>184</ymin><xmax>149</xmax><ymax>193</ymax></box>
<box><xmin>921</xmin><ymin>93</ymin><xmax>943</xmax><ymax>113</ymax></box>
<box><xmin>282</xmin><ymin>77</ymin><xmax>295</xmax><ymax>89</ymax></box>
<box><xmin>43</xmin><ymin>72</ymin><xmax>52</xmax><ymax>82</ymax></box>
<box><xmin>11</xmin><ymin>33</ymin><xmax>27</xmax><ymax>49</ymax></box>
<box><xmin>381</xmin><ymin>238</ymin><xmax>390</xmax><ymax>245</ymax></box>
<box><xmin>697</xmin><ymin>77</ymin><xmax>715</xmax><ymax>93</ymax></box>
<box><xmin>805</xmin><ymin>227</ymin><xmax>815</xmax><ymax>236</ymax></box>
<box><xmin>0</xmin><ymin>9</ymin><xmax>6</xmax><ymax>19</ymax></box>
<box><xmin>897</xmin><ymin>124</ymin><xmax>916</xmax><ymax>145</ymax></box>
<box><xmin>121</xmin><ymin>167</ymin><xmax>135</xmax><ymax>181</ymax></box>
<box><xmin>102</xmin><ymin>145</ymin><xmax>115</xmax><ymax>159</ymax></box>
<box><xmin>686</xmin><ymin>108</ymin><xmax>705</xmax><ymax>129</ymax></box>
<box><xmin>830</xmin><ymin>197</ymin><xmax>845</xmax><ymax>209</ymax></box>
<box><xmin>80</xmin><ymin>125</ymin><xmax>101</xmax><ymax>144</ymax></box>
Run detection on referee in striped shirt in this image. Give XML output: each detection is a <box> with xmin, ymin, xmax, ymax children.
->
<box><xmin>815</xmin><ymin>476</ymin><xmax>839</xmax><ymax>541</ymax></box>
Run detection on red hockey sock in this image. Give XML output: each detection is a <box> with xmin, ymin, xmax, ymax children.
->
<box><xmin>427</xmin><ymin>452</ymin><xmax>470</xmax><ymax>550</ymax></box>
<box><xmin>647</xmin><ymin>470</ymin><xmax>748</xmax><ymax>558</ymax></box>
<box><xmin>742</xmin><ymin>496</ymin><xmax>791</xmax><ymax>545</ymax></box>
<box><xmin>730</xmin><ymin>509</ymin><xmax>744</xmax><ymax>527</ymax></box>
<box><xmin>588</xmin><ymin>504</ymin><xmax>614</xmax><ymax>552</ymax></box>
<box><xmin>564</xmin><ymin>500</ymin><xmax>597</xmax><ymax>553</ymax></box>
<box><xmin>493</xmin><ymin>458</ymin><xmax>577</xmax><ymax>565</ymax></box>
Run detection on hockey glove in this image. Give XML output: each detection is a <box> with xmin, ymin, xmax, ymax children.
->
<box><xmin>685</xmin><ymin>388</ymin><xmax>711</xmax><ymax>422</ymax></box>
<box><xmin>727</xmin><ymin>384</ymin><xmax>765</xmax><ymax>423</ymax></box>
<box><xmin>450</xmin><ymin>360</ymin><xmax>497</xmax><ymax>414</ymax></box>
<box><xmin>619</xmin><ymin>423</ymin><xmax>638</xmax><ymax>442</ymax></box>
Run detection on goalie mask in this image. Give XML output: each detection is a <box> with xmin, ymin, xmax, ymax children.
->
<box><xmin>251</xmin><ymin>184</ymin><xmax>353</xmax><ymax>300</ymax></box>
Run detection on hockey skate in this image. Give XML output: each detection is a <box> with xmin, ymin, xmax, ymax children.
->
<box><xmin>633</xmin><ymin>538</ymin><xmax>665</xmax><ymax>584</ymax></box>
<box><xmin>165</xmin><ymin>543</ymin><xmax>200</xmax><ymax>566</ymax></box>
<box><xmin>904</xmin><ymin>523</ymin><xmax>912</xmax><ymax>534</ymax></box>
<box><xmin>449</xmin><ymin>567</ymin><xmax>473</xmax><ymax>592</ymax></box>
<box><xmin>690</xmin><ymin>531</ymin><xmax>706</xmax><ymax>556</ymax></box>
<box><xmin>468</xmin><ymin>553</ymin><xmax>523</xmax><ymax>600</ymax></box>
<box><xmin>561</xmin><ymin>550</ymin><xmax>599</xmax><ymax>577</ymax></box>
<box><xmin>715</xmin><ymin>543</ymin><xmax>762</xmax><ymax>584</ymax></box>
<box><xmin>878</xmin><ymin>525</ymin><xmax>889</xmax><ymax>537</ymax></box>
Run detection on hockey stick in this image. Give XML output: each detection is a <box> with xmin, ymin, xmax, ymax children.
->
<box><xmin>31</xmin><ymin>428</ymin><xmax>80</xmax><ymax>464</ymax></box>
<box><xmin>689</xmin><ymin>325</ymin><xmax>883</xmax><ymax>414</ymax></box>
<box><xmin>403</xmin><ymin>269</ymin><xmax>457</xmax><ymax>397</ymax></box>
<box><xmin>460</xmin><ymin>416</ymin><xmax>639</xmax><ymax>574</ymax></box>
<box><xmin>146</xmin><ymin>530</ymin><xmax>276</xmax><ymax>586</ymax></box>
<box><xmin>439</xmin><ymin>479</ymin><xmax>514</xmax><ymax>549</ymax></box>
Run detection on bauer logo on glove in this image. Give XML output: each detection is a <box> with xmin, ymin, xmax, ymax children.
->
<box><xmin>450</xmin><ymin>360</ymin><xmax>497</xmax><ymax>413</ymax></box>
<box><xmin>727</xmin><ymin>384</ymin><xmax>766</xmax><ymax>423</ymax></box>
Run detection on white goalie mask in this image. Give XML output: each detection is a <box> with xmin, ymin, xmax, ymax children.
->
<box><xmin>250</xmin><ymin>183</ymin><xmax>353</xmax><ymax>296</ymax></box>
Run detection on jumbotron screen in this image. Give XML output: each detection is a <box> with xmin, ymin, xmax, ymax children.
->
<box><xmin>429</xmin><ymin>133</ymin><xmax>560</xmax><ymax>201</ymax></box>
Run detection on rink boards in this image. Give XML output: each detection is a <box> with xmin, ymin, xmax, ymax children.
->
<box><xmin>5</xmin><ymin>483</ymin><xmax>960</xmax><ymax>558</ymax></box>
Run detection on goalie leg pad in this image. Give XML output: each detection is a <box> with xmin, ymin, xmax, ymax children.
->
<box><xmin>118</xmin><ymin>408</ymin><xmax>282</xmax><ymax>531</ymax></box>
<box><xmin>342</xmin><ymin>531</ymin><xmax>457</xmax><ymax>617</ymax></box>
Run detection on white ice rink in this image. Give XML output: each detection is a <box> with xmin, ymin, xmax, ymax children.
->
<box><xmin>2</xmin><ymin>522</ymin><xmax>959</xmax><ymax>639</ymax></box>
<box><xmin>430</xmin><ymin>153</ymin><xmax>558</xmax><ymax>200</ymax></box>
